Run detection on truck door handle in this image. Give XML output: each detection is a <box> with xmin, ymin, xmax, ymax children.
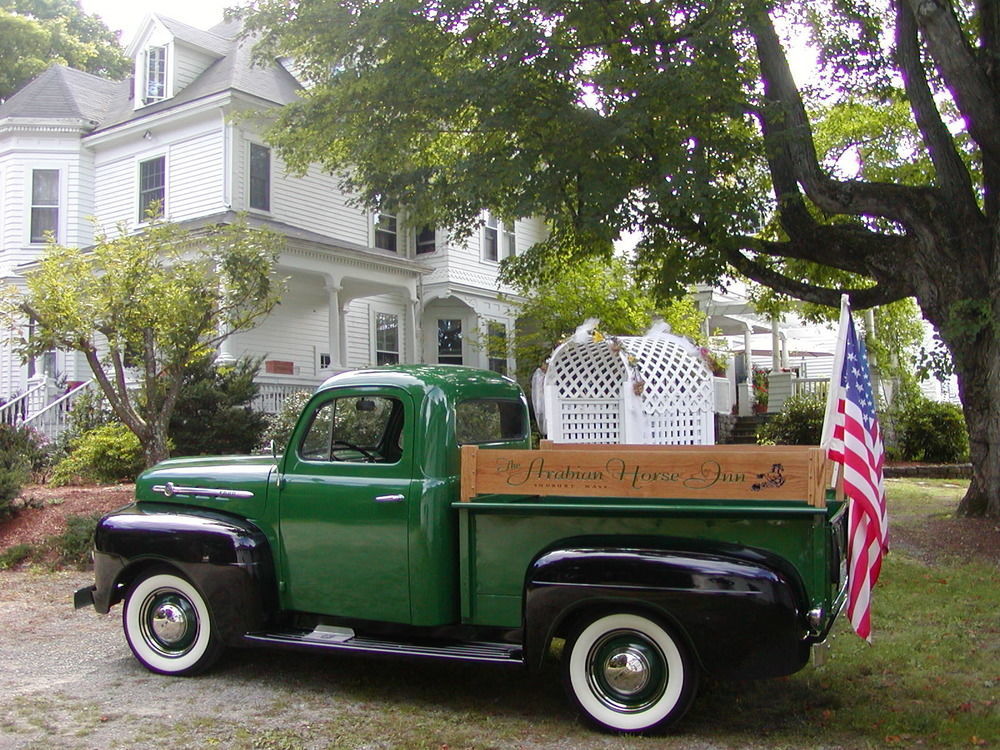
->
<box><xmin>374</xmin><ymin>494</ymin><xmax>405</xmax><ymax>503</ymax></box>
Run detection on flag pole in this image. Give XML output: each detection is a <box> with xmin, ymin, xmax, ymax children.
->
<box><xmin>821</xmin><ymin>294</ymin><xmax>851</xmax><ymax>450</ymax></box>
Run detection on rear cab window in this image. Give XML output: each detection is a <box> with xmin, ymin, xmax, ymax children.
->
<box><xmin>456</xmin><ymin>399</ymin><xmax>527</xmax><ymax>445</ymax></box>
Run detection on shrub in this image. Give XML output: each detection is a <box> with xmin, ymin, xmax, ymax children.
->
<box><xmin>50</xmin><ymin>422</ymin><xmax>144</xmax><ymax>486</ymax></box>
<box><xmin>893</xmin><ymin>396</ymin><xmax>969</xmax><ymax>463</ymax></box>
<box><xmin>54</xmin><ymin>388</ymin><xmax>117</xmax><ymax>458</ymax></box>
<box><xmin>757</xmin><ymin>391</ymin><xmax>826</xmax><ymax>446</ymax></box>
<box><xmin>0</xmin><ymin>423</ymin><xmax>49</xmax><ymax>518</ymax></box>
<box><xmin>0</xmin><ymin>543</ymin><xmax>35</xmax><ymax>569</ymax></box>
<box><xmin>261</xmin><ymin>389</ymin><xmax>313</xmax><ymax>453</ymax></box>
<box><xmin>49</xmin><ymin>513</ymin><xmax>103</xmax><ymax>568</ymax></box>
<box><xmin>169</xmin><ymin>355</ymin><xmax>268</xmax><ymax>456</ymax></box>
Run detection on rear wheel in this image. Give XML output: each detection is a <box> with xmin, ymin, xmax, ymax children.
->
<box><xmin>562</xmin><ymin>612</ymin><xmax>698</xmax><ymax>733</ymax></box>
<box><xmin>123</xmin><ymin>570</ymin><xmax>222</xmax><ymax>675</ymax></box>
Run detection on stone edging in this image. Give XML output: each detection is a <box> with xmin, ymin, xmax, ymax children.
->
<box><xmin>884</xmin><ymin>464</ymin><xmax>972</xmax><ymax>479</ymax></box>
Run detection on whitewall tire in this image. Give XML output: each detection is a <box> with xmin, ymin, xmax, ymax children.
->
<box><xmin>563</xmin><ymin>612</ymin><xmax>698</xmax><ymax>733</ymax></box>
<box><xmin>123</xmin><ymin>570</ymin><xmax>222</xmax><ymax>675</ymax></box>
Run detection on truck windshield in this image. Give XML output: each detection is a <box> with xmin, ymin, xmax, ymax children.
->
<box><xmin>456</xmin><ymin>399</ymin><xmax>526</xmax><ymax>445</ymax></box>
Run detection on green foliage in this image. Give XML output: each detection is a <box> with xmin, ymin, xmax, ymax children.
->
<box><xmin>757</xmin><ymin>391</ymin><xmax>826</xmax><ymax>446</ymax></box>
<box><xmin>169</xmin><ymin>355</ymin><xmax>268</xmax><ymax>457</ymax></box>
<box><xmin>0</xmin><ymin>0</ymin><xmax>130</xmax><ymax>100</ymax></box>
<box><xmin>49</xmin><ymin>512</ymin><xmax>102</xmax><ymax>568</ymax></box>
<box><xmin>0</xmin><ymin>423</ymin><xmax>49</xmax><ymax>518</ymax></box>
<box><xmin>0</xmin><ymin>543</ymin><xmax>34</xmax><ymax>569</ymax></box>
<box><xmin>510</xmin><ymin>256</ymin><xmax>705</xmax><ymax>378</ymax></box>
<box><xmin>261</xmin><ymin>389</ymin><xmax>313</xmax><ymax>453</ymax></box>
<box><xmin>892</xmin><ymin>396</ymin><xmax>970</xmax><ymax>464</ymax></box>
<box><xmin>50</xmin><ymin>422</ymin><xmax>144</xmax><ymax>486</ymax></box>
<box><xmin>0</xmin><ymin>216</ymin><xmax>283</xmax><ymax>467</ymax></box>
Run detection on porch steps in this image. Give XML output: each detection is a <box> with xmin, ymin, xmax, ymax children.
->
<box><xmin>730</xmin><ymin>415</ymin><xmax>770</xmax><ymax>444</ymax></box>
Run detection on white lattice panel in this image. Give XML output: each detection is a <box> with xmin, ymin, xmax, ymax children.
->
<box><xmin>543</xmin><ymin>328</ymin><xmax>715</xmax><ymax>445</ymax></box>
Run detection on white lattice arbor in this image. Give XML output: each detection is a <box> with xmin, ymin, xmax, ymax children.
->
<box><xmin>542</xmin><ymin>330</ymin><xmax>716</xmax><ymax>445</ymax></box>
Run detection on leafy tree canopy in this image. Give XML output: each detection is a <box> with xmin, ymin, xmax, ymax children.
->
<box><xmin>0</xmin><ymin>0</ymin><xmax>129</xmax><ymax>101</ymax></box>
<box><xmin>241</xmin><ymin>0</ymin><xmax>1000</xmax><ymax>517</ymax></box>
<box><xmin>511</xmin><ymin>256</ymin><xmax>706</xmax><ymax>379</ymax></box>
<box><xmin>0</xmin><ymin>217</ymin><xmax>284</xmax><ymax>466</ymax></box>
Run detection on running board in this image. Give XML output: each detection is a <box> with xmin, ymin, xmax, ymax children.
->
<box><xmin>244</xmin><ymin>630</ymin><xmax>524</xmax><ymax>665</ymax></box>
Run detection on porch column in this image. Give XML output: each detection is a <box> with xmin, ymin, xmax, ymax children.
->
<box><xmin>740</xmin><ymin>323</ymin><xmax>753</xmax><ymax>416</ymax></box>
<box><xmin>405</xmin><ymin>295</ymin><xmax>419</xmax><ymax>363</ymax></box>
<box><xmin>771</xmin><ymin>317</ymin><xmax>781</xmax><ymax>370</ymax></box>
<box><xmin>325</xmin><ymin>278</ymin><xmax>345</xmax><ymax>370</ymax></box>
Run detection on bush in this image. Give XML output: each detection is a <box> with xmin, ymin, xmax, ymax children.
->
<box><xmin>54</xmin><ymin>388</ymin><xmax>117</xmax><ymax>459</ymax></box>
<box><xmin>0</xmin><ymin>543</ymin><xmax>34</xmax><ymax>569</ymax></box>
<box><xmin>49</xmin><ymin>513</ymin><xmax>103</xmax><ymax>568</ymax></box>
<box><xmin>50</xmin><ymin>422</ymin><xmax>144</xmax><ymax>486</ymax></box>
<box><xmin>893</xmin><ymin>396</ymin><xmax>969</xmax><ymax>463</ymax></box>
<box><xmin>0</xmin><ymin>423</ymin><xmax>49</xmax><ymax>518</ymax></box>
<box><xmin>261</xmin><ymin>390</ymin><xmax>313</xmax><ymax>453</ymax></box>
<box><xmin>169</xmin><ymin>355</ymin><xmax>269</xmax><ymax>456</ymax></box>
<box><xmin>757</xmin><ymin>392</ymin><xmax>826</xmax><ymax>446</ymax></box>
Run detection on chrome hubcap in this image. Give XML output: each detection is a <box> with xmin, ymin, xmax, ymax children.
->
<box><xmin>140</xmin><ymin>589</ymin><xmax>198</xmax><ymax>656</ymax></box>
<box><xmin>602</xmin><ymin>647</ymin><xmax>651</xmax><ymax>695</ymax></box>
<box><xmin>151</xmin><ymin>601</ymin><xmax>190</xmax><ymax>645</ymax></box>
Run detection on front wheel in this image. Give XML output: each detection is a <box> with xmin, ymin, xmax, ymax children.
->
<box><xmin>562</xmin><ymin>612</ymin><xmax>698</xmax><ymax>733</ymax></box>
<box><xmin>123</xmin><ymin>570</ymin><xmax>222</xmax><ymax>675</ymax></box>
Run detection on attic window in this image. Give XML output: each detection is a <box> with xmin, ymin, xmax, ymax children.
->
<box><xmin>144</xmin><ymin>46</ymin><xmax>167</xmax><ymax>104</ymax></box>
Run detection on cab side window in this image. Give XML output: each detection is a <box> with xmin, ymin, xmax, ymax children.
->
<box><xmin>299</xmin><ymin>395</ymin><xmax>403</xmax><ymax>463</ymax></box>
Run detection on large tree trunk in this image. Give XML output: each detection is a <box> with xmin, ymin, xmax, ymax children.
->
<box><xmin>947</xmin><ymin>307</ymin><xmax>1000</xmax><ymax>518</ymax></box>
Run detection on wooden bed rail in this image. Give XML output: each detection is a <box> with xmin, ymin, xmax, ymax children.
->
<box><xmin>461</xmin><ymin>443</ymin><xmax>832</xmax><ymax>507</ymax></box>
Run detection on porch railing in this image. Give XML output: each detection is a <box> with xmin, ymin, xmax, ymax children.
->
<box><xmin>0</xmin><ymin>382</ymin><xmax>46</xmax><ymax>425</ymax></box>
<box><xmin>23</xmin><ymin>380</ymin><xmax>94</xmax><ymax>440</ymax></box>
<box><xmin>792</xmin><ymin>377</ymin><xmax>829</xmax><ymax>398</ymax></box>
<box><xmin>253</xmin><ymin>378</ymin><xmax>317</xmax><ymax>415</ymax></box>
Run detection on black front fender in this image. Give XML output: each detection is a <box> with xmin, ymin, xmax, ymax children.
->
<box><xmin>524</xmin><ymin>544</ymin><xmax>810</xmax><ymax>680</ymax></box>
<box><xmin>84</xmin><ymin>503</ymin><xmax>277</xmax><ymax>645</ymax></box>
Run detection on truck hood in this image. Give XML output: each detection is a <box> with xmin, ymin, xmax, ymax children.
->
<box><xmin>135</xmin><ymin>455</ymin><xmax>277</xmax><ymax>513</ymax></box>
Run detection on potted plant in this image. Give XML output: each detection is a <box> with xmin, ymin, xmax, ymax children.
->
<box><xmin>752</xmin><ymin>366</ymin><xmax>769</xmax><ymax>413</ymax></box>
<box><xmin>699</xmin><ymin>346</ymin><xmax>729</xmax><ymax>377</ymax></box>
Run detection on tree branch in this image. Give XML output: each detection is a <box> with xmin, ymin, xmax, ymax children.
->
<box><xmin>724</xmin><ymin>249</ymin><xmax>910</xmax><ymax>309</ymax></box>
<box><xmin>895</xmin><ymin>0</ymin><xmax>981</xmax><ymax>218</ymax></box>
<box><xmin>904</xmin><ymin>0</ymin><xmax>1000</xmax><ymax>165</ymax></box>
<box><xmin>748</xmin><ymin>9</ymin><xmax>948</xmax><ymax>235</ymax></box>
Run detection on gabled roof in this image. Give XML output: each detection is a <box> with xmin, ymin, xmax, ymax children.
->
<box><xmin>1</xmin><ymin>16</ymin><xmax>301</xmax><ymax>135</ymax></box>
<box><xmin>95</xmin><ymin>16</ymin><xmax>301</xmax><ymax>132</ymax></box>
<box><xmin>0</xmin><ymin>65</ymin><xmax>124</xmax><ymax>125</ymax></box>
<box><xmin>157</xmin><ymin>15</ymin><xmax>230</xmax><ymax>57</ymax></box>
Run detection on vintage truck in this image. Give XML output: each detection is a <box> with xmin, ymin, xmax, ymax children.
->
<box><xmin>75</xmin><ymin>365</ymin><xmax>847</xmax><ymax>733</ymax></box>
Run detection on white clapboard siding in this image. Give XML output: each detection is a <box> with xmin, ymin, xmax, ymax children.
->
<box><xmin>228</xmin><ymin>274</ymin><xmax>329</xmax><ymax>376</ymax></box>
<box><xmin>270</xmin><ymin>164</ymin><xmax>370</xmax><ymax>246</ymax></box>
<box><xmin>173</xmin><ymin>46</ymin><xmax>218</xmax><ymax>92</ymax></box>
<box><xmin>167</xmin><ymin>130</ymin><xmax>225</xmax><ymax>220</ymax></box>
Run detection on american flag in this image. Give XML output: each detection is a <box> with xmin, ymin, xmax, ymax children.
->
<box><xmin>826</xmin><ymin>310</ymin><xmax>889</xmax><ymax>642</ymax></box>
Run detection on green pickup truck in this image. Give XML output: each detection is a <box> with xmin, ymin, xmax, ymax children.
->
<box><xmin>76</xmin><ymin>365</ymin><xmax>847</xmax><ymax>733</ymax></box>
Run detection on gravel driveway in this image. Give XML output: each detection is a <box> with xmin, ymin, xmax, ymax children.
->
<box><xmin>2</xmin><ymin>569</ymin><xmax>691</xmax><ymax>750</ymax></box>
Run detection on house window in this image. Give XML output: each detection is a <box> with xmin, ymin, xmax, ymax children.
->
<box><xmin>416</xmin><ymin>226</ymin><xmax>436</xmax><ymax>254</ymax></box>
<box><xmin>438</xmin><ymin>319</ymin><xmax>463</xmax><ymax>365</ymax></box>
<box><xmin>138</xmin><ymin>156</ymin><xmax>165</xmax><ymax>220</ymax></box>
<box><xmin>30</xmin><ymin>169</ymin><xmax>59</xmax><ymax>242</ymax></box>
<box><xmin>375</xmin><ymin>312</ymin><xmax>400</xmax><ymax>365</ymax></box>
<box><xmin>484</xmin><ymin>213</ymin><xmax>515</xmax><ymax>261</ymax></box>
<box><xmin>249</xmin><ymin>143</ymin><xmax>270</xmax><ymax>211</ymax></box>
<box><xmin>487</xmin><ymin>321</ymin><xmax>508</xmax><ymax>375</ymax></box>
<box><xmin>144</xmin><ymin>46</ymin><xmax>167</xmax><ymax>104</ymax></box>
<box><xmin>374</xmin><ymin>212</ymin><xmax>397</xmax><ymax>252</ymax></box>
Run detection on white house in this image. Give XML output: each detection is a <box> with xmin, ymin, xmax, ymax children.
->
<box><xmin>0</xmin><ymin>14</ymin><xmax>546</xmax><ymax>430</ymax></box>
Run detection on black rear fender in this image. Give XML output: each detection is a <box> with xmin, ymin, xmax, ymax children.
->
<box><xmin>524</xmin><ymin>542</ymin><xmax>810</xmax><ymax>680</ymax></box>
<box><xmin>90</xmin><ymin>504</ymin><xmax>277</xmax><ymax>645</ymax></box>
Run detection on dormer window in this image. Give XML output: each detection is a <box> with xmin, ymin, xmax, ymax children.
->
<box><xmin>144</xmin><ymin>46</ymin><xmax>167</xmax><ymax>104</ymax></box>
